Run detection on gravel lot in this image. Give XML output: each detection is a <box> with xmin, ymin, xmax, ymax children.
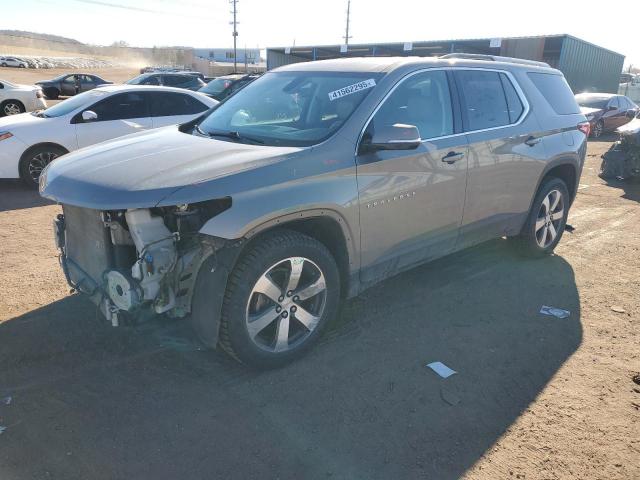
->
<box><xmin>0</xmin><ymin>125</ymin><xmax>638</xmax><ymax>476</ymax></box>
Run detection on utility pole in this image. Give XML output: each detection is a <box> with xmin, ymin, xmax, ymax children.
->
<box><xmin>343</xmin><ymin>0</ymin><xmax>352</xmax><ymax>46</ymax></box>
<box><xmin>230</xmin><ymin>0</ymin><xmax>239</xmax><ymax>71</ymax></box>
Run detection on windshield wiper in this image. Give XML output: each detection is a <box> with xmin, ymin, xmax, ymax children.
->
<box><xmin>200</xmin><ymin>128</ymin><xmax>265</xmax><ymax>145</ymax></box>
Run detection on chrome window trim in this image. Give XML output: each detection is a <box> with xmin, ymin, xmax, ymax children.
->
<box><xmin>356</xmin><ymin>66</ymin><xmax>531</xmax><ymax>156</ymax></box>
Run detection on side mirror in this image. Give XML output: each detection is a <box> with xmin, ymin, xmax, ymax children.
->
<box><xmin>81</xmin><ymin>110</ymin><xmax>98</xmax><ymax>122</ymax></box>
<box><xmin>363</xmin><ymin>123</ymin><xmax>421</xmax><ymax>152</ymax></box>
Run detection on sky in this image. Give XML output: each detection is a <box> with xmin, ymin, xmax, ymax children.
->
<box><xmin>2</xmin><ymin>0</ymin><xmax>639</xmax><ymax>67</ymax></box>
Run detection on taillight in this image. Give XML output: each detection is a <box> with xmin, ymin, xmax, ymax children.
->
<box><xmin>578</xmin><ymin>121</ymin><xmax>590</xmax><ymax>137</ymax></box>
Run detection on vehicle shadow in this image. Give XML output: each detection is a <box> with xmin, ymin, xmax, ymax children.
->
<box><xmin>601</xmin><ymin>176</ymin><xmax>640</xmax><ymax>203</ymax></box>
<box><xmin>0</xmin><ymin>239</ymin><xmax>581</xmax><ymax>480</ymax></box>
<box><xmin>0</xmin><ymin>179</ymin><xmax>53</xmax><ymax>212</ymax></box>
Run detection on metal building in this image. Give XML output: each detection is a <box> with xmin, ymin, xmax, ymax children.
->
<box><xmin>266</xmin><ymin>35</ymin><xmax>625</xmax><ymax>93</ymax></box>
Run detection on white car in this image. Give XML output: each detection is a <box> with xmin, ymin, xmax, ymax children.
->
<box><xmin>0</xmin><ymin>85</ymin><xmax>217</xmax><ymax>186</ymax></box>
<box><xmin>0</xmin><ymin>57</ymin><xmax>28</xmax><ymax>68</ymax></box>
<box><xmin>0</xmin><ymin>79</ymin><xmax>47</xmax><ymax>116</ymax></box>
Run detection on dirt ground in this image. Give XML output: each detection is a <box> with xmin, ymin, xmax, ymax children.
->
<box><xmin>0</xmin><ymin>135</ymin><xmax>638</xmax><ymax>478</ymax></box>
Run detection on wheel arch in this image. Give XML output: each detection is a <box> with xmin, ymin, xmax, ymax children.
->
<box><xmin>531</xmin><ymin>159</ymin><xmax>579</xmax><ymax>210</ymax></box>
<box><xmin>240</xmin><ymin>210</ymin><xmax>358</xmax><ymax>299</ymax></box>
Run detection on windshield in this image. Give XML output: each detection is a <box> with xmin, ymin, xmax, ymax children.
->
<box><xmin>199</xmin><ymin>77</ymin><xmax>237</xmax><ymax>95</ymax></box>
<box><xmin>196</xmin><ymin>71</ymin><xmax>382</xmax><ymax>147</ymax></box>
<box><xmin>576</xmin><ymin>96</ymin><xmax>610</xmax><ymax>109</ymax></box>
<box><xmin>40</xmin><ymin>90</ymin><xmax>107</xmax><ymax>118</ymax></box>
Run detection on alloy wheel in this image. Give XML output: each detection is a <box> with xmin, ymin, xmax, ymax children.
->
<box><xmin>245</xmin><ymin>256</ymin><xmax>327</xmax><ymax>353</ymax></box>
<box><xmin>535</xmin><ymin>189</ymin><xmax>564</xmax><ymax>248</ymax></box>
<box><xmin>593</xmin><ymin>121</ymin><xmax>603</xmax><ymax>138</ymax></box>
<box><xmin>28</xmin><ymin>151</ymin><xmax>59</xmax><ymax>184</ymax></box>
<box><xmin>3</xmin><ymin>102</ymin><xmax>22</xmax><ymax>116</ymax></box>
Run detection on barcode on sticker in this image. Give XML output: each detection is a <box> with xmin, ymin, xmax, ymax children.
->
<box><xmin>328</xmin><ymin>79</ymin><xmax>376</xmax><ymax>101</ymax></box>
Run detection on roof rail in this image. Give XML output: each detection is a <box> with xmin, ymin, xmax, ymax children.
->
<box><xmin>439</xmin><ymin>53</ymin><xmax>550</xmax><ymax>68</ymax></box>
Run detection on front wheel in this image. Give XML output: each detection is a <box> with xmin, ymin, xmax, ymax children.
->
<box><xmin>197</xmin><ymin>230</ymin><xmax>341</xmax><ymax>368</ymax></box>
<box><xmin>591</xmin><ymin>120</ymin><xmax>604</xmax><ymax>138</ymax></box>
<box><xmin>513</xmin><ymin>177</ymin><xmax>569</xmax><ymax>256</ymax></box>
<box><xmin>19</xmin><ymin>145</ymin><xmax>67</xmax><ymax>188</ymax></box>
<box><xmin>0</xmin><ymin>100</ymin><xmax>25</xmax><ymax>116</ymax></box>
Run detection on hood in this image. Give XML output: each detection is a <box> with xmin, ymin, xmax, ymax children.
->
<box><xmin>580</xmin><ymin>106</ymin><xmax>601</xmax><ymax>116</ymax></box>
<box><xmin>0</xmin><ymin>111</ymin><xmax>47</xmax><ymax>133</ymax></box>
<box><xmin>40</xmin><ymin>126</ymin><xmax>302</xmax><ymax>210</ymax></box>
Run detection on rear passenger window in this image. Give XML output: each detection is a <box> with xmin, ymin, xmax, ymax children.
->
<box><xmin>456</xmin><ymin>70</ymin><xmax>510</xmax><ymax>131</ymax></box>
<box><xmin>369</xmin><ymin>70</ymin><xmax>453</xmax><ymax>140</ymax></box>
<box><xmin>527</xmin><ymin>72</ymin><xmax>580</xmax><ymax>115</ymax></box>
<box><xmin>150</xmin><ymin>92</ymin><xmax>208</xmax><ymax>117</ymax></box>
<box><xmin>499</xmin><ymin>74</ymin><xmax>524</xmax><ymax>123</ymax></box>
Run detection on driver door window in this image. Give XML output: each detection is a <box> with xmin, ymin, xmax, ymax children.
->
<box><xmin>367</xmin><ymin>70</ymin><xmax>454</xmax><ymax>140</ymax></box>
<box><xmin>75</xmin><ymin>92</ymin><xmax>152</xmax><ymax>148</ymax></box>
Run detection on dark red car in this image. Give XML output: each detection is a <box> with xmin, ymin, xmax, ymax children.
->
<box><xmin>575</xmin><ymin>93</ymin><xmax>639</xmax><ymax>138</ymax></box>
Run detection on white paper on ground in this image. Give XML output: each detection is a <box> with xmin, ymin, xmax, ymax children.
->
<box><xmin>426</xmin><ymin>361</ymin><xmax>457</xmax><ymax>378</ymax></box>
<box><xmin>540</xmin><ymin>305</ymin><xmax>570</xmax><ymax>319</ymax></box>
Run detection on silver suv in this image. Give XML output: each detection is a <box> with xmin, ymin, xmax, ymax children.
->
<box><xmin>41</xmin><ymin>56</ymin><xmax>589</xmax><ymax>367</ymax></box>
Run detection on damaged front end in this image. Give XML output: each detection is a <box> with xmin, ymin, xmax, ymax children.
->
<box><xmin>601</xmin><ymin>117</ymin><xmax>640</xmax><ymax>180</ymax></box>
<box><xmin>54</xmin><ymin>199</ymin><xmax>233</xmax><ymax>326</ymax></box>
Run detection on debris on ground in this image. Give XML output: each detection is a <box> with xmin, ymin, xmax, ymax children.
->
<box><xmin>426</xmin><ymin>361</ymin><xmax>457</xmax><ymax>378</ymax></box>
<box><xmin>633</xmin><ymin>373</ymin><xmax>640</xmax><ymax>386</ymax></box>
<box><xmin>0</xmin><ymin>426</ymin><xmax>6</xmax><ymax>435</ymax></box>
<box><xmin>611</xmin><ymin>306</ymin><xmax>626</xmax><ymax>314</ymax></box>
<box><xmin>2</xmin><ymin>396</ymin><xmax>11</xmax><ymax>405</ymax></box>
<box><xmin>539</xmin><ymin>305</ymin><xmax>571</xmax><ymax>319</ymax></box>
<box><xmin>565</xmin><ymin>224</ymin><xmax>575</xmax><ymax>232</ymax></box>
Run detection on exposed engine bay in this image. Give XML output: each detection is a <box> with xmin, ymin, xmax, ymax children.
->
<box><xmin>53</xmin><ymin>199</ymin><xmax>231</xmax><ymax>326</ymax></box>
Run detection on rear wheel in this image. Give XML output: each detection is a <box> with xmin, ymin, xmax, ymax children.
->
<box><xmin>513</xmin><ymin>177</ymin><xmax>569</xmax><ymax>256</ymax></box>
<box><xmin>202</xmin><ymin>230</ymin><xmax>341</xmax><ymax>368</ymax></box>
<box><xmin>19</xmin><ymin>145</ymin><xmax>67</xmax><ymax>188</ymax></box>
<box><xmin>0</xmin><ymin>100</ymin><xmax>25</xmax><ymax>116</ymax></box>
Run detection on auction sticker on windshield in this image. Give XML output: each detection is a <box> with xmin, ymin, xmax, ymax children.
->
<box><xmin>328</xmin><ymin>79</ymin><xmax>376</xmax><ymax>101</ymax></box>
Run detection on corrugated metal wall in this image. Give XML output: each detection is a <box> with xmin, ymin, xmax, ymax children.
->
<box><xmin>267</xmin><ymin>50</ymin><xmax>309</xmax><ymax>70</ymax></box>
<box><xmin>559</xmin><ymin>36</ymin><xmax>625</xmax><ymax>94</ymax></box>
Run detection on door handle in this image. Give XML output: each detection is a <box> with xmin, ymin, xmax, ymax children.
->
<box><xmin>524</xmin><ymin>136</ymin><xmax>542</xmax><ymax>147</ymax></box>
<box><xmin>441</xmin><ymin>151</ymin><xmax>465</xmax><ymax>164</ymax></box>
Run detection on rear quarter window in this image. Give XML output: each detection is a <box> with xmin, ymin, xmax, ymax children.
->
<box><xmin>527</xmin><ymin>72</ymin><xmax>580</xmax><ymax>115</ymax></box>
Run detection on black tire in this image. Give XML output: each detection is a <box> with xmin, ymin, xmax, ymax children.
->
<box><xmin>198</xmin><ymin>229</ymin><xmax>341</xmax><ymax>368</ymax></box>
<box><xmin>19</xmin><ymin>144</ymin><xmax>68</xmax><ymax>188</ymax></box>
<box><xmin>0</xmin><ymin>63</ymin><xmax>6</xmax><ymax>67</ymax></box>
<box><xmin>513</xmin><ymin>177</ymin><xmax>570</xmax><ymax>257</ymax></box>
<box><xmin>44</xmin><ymin>88</ymin><xmax>59</xmax><ymax>100</ymax></box>
<box><xmin>0</xmin><ymin>100</ymin><xmax>25</xmax><ymax>117</ymax></box>
<box><xmin>591</xmin><ymin>120</ymin><xmax>604</xmax><ymax>138</ymax></box>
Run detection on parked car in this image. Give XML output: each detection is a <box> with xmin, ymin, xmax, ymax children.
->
<box><xmin>126</xmin><ymin>72</ymin><xmax>206</xmax><ymax>91</ymax></box>
<box><xmin>575</xmin><ymin>93</ymin><xmax>639</xmax><ymax>138</ymax></box>
<box><xmin>35</xmin><ymin>73</ymin><xmax>113</xmax><ymax>99</ymax></box>
<box><xmin>0</xmin><ymin>85</ymin><xmax>216</xmax><ymax>186</ymax></box>
<box><xmin>0</xmin><ymin>79</ymin><xmax>47</xmax><ymax>116</ymax></box>
<box><xmin>198</xmin><ymin>73</ymin><xmax>260</xmax><ymax>101</ymax></box>
<box><xmin>41</xmin><ymin>56</ymin><xmax>588</xmax><ymax>368</ymax></box>
<box><xmin>0</xmin><ymin>56</ymin><xmax>28</xmax><ymax>68</ymax></box>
